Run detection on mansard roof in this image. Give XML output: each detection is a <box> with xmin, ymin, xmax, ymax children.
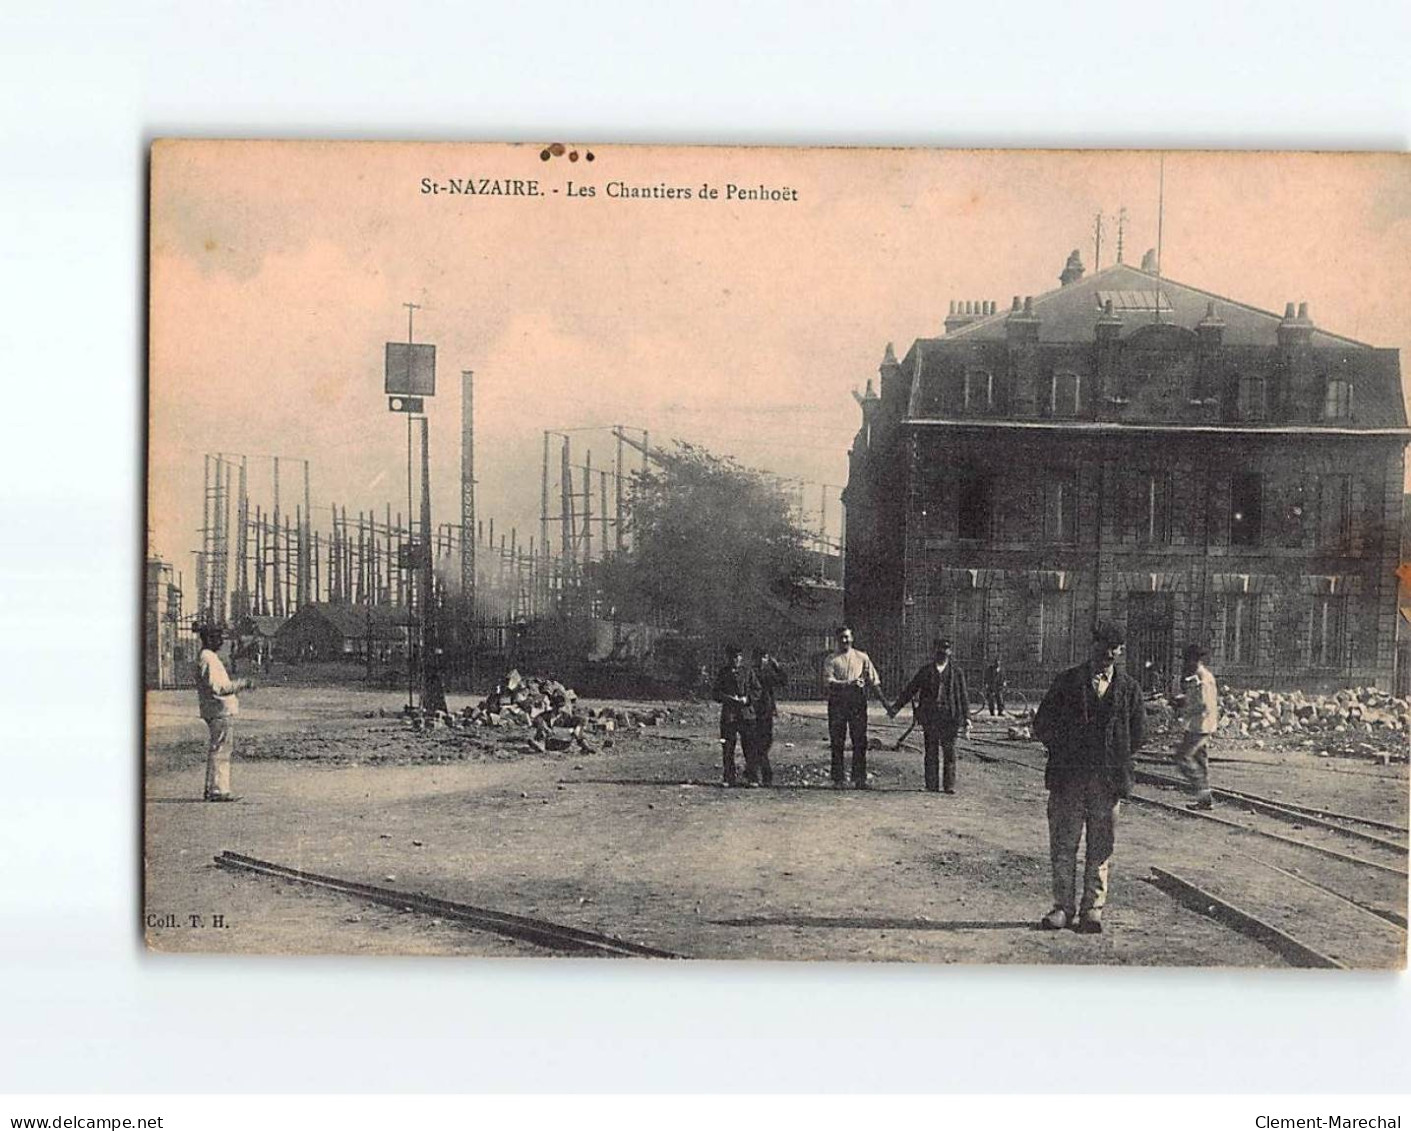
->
<box><xmin>933</xmin><ymin>262</ymin><xmax>1375</xmax><ymax>348</ymax></box>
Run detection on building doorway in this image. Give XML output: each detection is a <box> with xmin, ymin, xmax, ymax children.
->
<box><xmin>1127</xmin><ymin>593</ymin><xmax>1174</xmax><ymax>694</ymax></box>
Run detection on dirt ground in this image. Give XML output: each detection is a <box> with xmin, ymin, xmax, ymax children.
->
<box><xmin>142</xmin><ymin>686</ymin><xmax>1408</xmax><ymax>966</ymax></box>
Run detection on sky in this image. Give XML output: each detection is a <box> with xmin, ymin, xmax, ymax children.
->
<box><xmin>147</xmin><ymin>144</ymin><xmax>1411</xmax><ymax>578</ymax></box>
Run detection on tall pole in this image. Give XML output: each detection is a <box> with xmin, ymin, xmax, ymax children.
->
<box><xmin>540</xmin><ymin>430</ymin><xmax>550</xmax><ymax>578</ymax></box>
<box><xmin>600</xmin><ymin>469</ymin><xmax>609</xmax><ymax>555</ymax></box>
<box><xmin>199</xmin><ymin>454</ymin><xmax>211</xmax><ymax>621</ymax></box>
<box><xmin>272</xmin><ymin>457</ymin><xmax>282</xmax><ymax>618</ymax></box>
<box><xmin>560</xmin><ymin>436</ymin><xmax>573</xmax><ymax>577</ymax></box>
<box><xmin>461</xmin><ymin>369</ymin><xmax>476</xmax><ymax>613</ymax></box>
<box><xmin>820</xmin><ymin>484</ymin><xmax>828</xmax><ymax>582</ymax></box>
<box><xmin>300</xmin><ymin>459</ymin><xmax>311</xmax><ymax>609</ymax></box>
<box><xmin>235</xmin><ymin>456</ymin><xmax>249</xmax><ymax>618</ymax></box>
<box><xmin>583</xmin><ymin>449</ymin><xmax>593</xmax><ymax>563</ymax></box>
<box><xmin>615</xmin><ymin>426</ymin><xmax>625</xmax><ymax>553</ymax></box>
<box><xmin>419</xmin><ymin>414</ymin><xmax>434</xmax><ymax>707</ymax></box>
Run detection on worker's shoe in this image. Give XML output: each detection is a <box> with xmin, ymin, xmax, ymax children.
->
<box><xmin>1186</xmin><ymin>795</ymin><xmax>1214</xmax><ymax>811</ymax></box>
<box><xmin>1039</xmin><ymin>907</ymin><xmax>1071</xmax><ymax>931</ymax></box>
<box><xmin>1074</xmin><ymin>909</ymin><xmax>1104</xmax><ymax>934</ymax></box>
<box><xmin>204</xmin><ymin>792</ymin><xmax>240</xmax><ymax>803</ymax></box>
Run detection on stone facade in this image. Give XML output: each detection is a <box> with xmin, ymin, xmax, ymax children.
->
<box><xmin>844</xmin><ymin>257</ymin><xmax>1409</xmax><ymax>694</ymax></box>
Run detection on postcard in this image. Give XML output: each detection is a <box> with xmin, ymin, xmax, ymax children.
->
<box><xmin>145</xmin><ymin>142</ymin><xmax>1409</xmax><ymax>965</ymax></box>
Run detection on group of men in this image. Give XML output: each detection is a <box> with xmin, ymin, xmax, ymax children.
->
<box><xmin>721</xmin><ymin>621</ymin><xmax>1220</xmax><ymax>937</ymax></box>
<box><xmin>710</xmin><ymin>645</ymin><xmax>789</xmax><ymax>786</ymax></box>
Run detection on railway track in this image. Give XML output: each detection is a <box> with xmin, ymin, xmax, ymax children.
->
<box><xmin>214</xmin><ymin>851</ymin><xmax>683</xmax><ymax>959</ymax></box>
<box><xmin>961</xmin><ymin>733</ymin><xmax>1407</xmax><ymax>967</ymax></box>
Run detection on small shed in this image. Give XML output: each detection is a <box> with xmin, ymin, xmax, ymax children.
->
<box><xmin>276</xmin><ymin>603</ymin><xmax>412</xmax><ymax>662</ymax></box>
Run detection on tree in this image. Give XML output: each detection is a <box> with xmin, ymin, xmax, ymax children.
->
<box><xmin>599</xmin><ymin>441</ymin><xmax>819</xmax><ymax>652</ymax></box>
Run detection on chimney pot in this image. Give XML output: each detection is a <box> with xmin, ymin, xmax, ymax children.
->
<box><xmin>1284</xmin><ymin>302</ymin><xmax>1296</xmax><ymax>320</ymax></box>
<box><xmin>1012</xmin><ymin>296</ymin><xmax>1022</xmax><ymax>311</ymax></box>
<box><xmin>1206</xmin><ymin>302</ymin><xmax>1215</xmax><ymax>317</ymax></box>
<box><xmin>1023</xmin><ymin>296</ymin><xmax>1034</xmax><ymax>314</ymax></box>
<box><xmin>1298</xmin><ymin>301</ymin><xmax>1309</xmax><ymax>321</ymax></box>
<box><xmin>949</xmin><ymin>300</ymin><xmax>956</xmax><ymax>315</ymax></box>
<box><xmin>1105</xmin><ymin>299</ymin><xmax>1115</xmax><ymax>315</ymax></box>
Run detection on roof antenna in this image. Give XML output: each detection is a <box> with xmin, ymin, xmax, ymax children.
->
<box><xmin>1115</xmin><ymin>206</ymin><xmax>1127</xmax><ymax>264</ymax></box>
<box><xmin>1154</xmin><ymin>153</ymin><xmax>1165</xmax><ymax>323</ymax></box>
<box><xmin>1093</xmin><ymin>211</ymin><xmax>1104</xmax><ymax>271</ymax></box>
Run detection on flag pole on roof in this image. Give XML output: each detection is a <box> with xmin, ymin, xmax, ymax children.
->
<box><xmin>1154</xmin><ymin>152</ymin><xmax>1165</xmax><ymax>324</ymax></box>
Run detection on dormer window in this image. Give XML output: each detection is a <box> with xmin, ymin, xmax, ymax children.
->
<box><xmin>1049</xmin><ymin>372</ymin><xmax>1080</xmax><ymax>418</ymax></box>
<box><xmin>1323</xmin><ymin>378</ymin><xmax>1353</xmax><ymax>420</ymax></box>
<box><xmin>964</xmin><ymin>369</ymin><xmax>994</xmax><ymax>413</ymax></box>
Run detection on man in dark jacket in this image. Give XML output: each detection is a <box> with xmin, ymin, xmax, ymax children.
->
<box><xmin>712</xmin><ymin>643</ymin><xmax>763</xmax><ymax>787</ymax></box>
<box><xmin>889</xmin><ymin>637</ymin><xmax>971</xmax><ymax>793</ymax></box>
<box><xmin>750</xmin><ymin>647</ymin><xmax>788</xmax><ymax>787</ymax></box>
<box><xmin>1032</xmin><ymin>621</ymin><xmax>1146</xmax><ymax>934</ymax></box>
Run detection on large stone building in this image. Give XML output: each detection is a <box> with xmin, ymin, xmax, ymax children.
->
<box><xmin>844</xmin><ymin>254</ymin><xmax>1409</xmax><ymax>694</ymax></box>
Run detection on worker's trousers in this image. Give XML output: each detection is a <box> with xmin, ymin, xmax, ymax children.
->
<box><xmin>1047</xmin><ymin>773</ymin><xmax>1120</xmax><ymax>915</ymax></box>
<box><xmin>204</xmin><ymin>715</ymin><xmax>234</xmax><ymax>799</ymax></box>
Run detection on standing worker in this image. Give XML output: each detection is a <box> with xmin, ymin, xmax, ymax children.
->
<box><xmin>824</xmin><ymin>626</ymin><xmax>887</xmax><ymax>789</ymax></box>
<box><xmin>983</xmin><ymin>658</ymin><xmax>1006</xmax><ymax>717</ymax></box>
<box><xmin>750</xmin><ymin>646</ymin><xmax>788</xmax><ymax>787</ymax></box>
<box><xmin>1032</xmin><ymin>622</ymin><xmax>1146</xmax><ymax>934</ymax></box>
<box><xmin>1171</xmin><ymin>643</ymin><xmax>1219</xmax><ymax>810</ymax></box>
<box><xmin>889</xmin><ymin>637</ymin><xmax>971</xmax><ymax>793</ymax></box>
<box><xmin>712</xmin><ymin>643</ymin><xmax>762</xmax><ymax>787</ymax></box>
<box><xmin>194</xmin><ymin>622</ymin><xmax>253</xmax><ymax>803</ymax></box>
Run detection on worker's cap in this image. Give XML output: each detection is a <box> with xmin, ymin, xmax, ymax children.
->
<box><xmin>1091</xmin><ymin>621</ymin><xmax>1126</xmax><ymax>648</ymax></box>
<box><xmin>933</xmin><ymin>637</ymin><xmax>953</xmax><ymax>650</ymax></box>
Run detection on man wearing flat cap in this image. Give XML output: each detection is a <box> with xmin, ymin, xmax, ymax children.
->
<box><xmin>890</xmin><ymin>637</ymin><xmax>971</xmax><ymax>793</ymax></box>
<box><xmin>1031</xmin><ymin>620</ymin><xmax>1146</xmax><ymax>934</ymax></box>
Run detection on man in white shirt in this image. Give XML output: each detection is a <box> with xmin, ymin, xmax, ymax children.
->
<box><xmin>823</xmin><ymin>626</ymin><xmax>887</xmax><ymax>789</ymax></box>
<box><xmin>194</xmin><ymin>623</ymin><xmax>253</xmax><ymax>802</ymax></box>
<box><xmin>1172</xmin><ymin>643</ymin><xmax>1220</xmax><ymax>811</ymax></box>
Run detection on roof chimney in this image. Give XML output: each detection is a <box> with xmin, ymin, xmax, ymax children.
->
<box><xmin>1278</xmin><ymin>300</ymin><xmax>1313</xmax><ymax>348</ymax></box>
<box><xmin>1060</xmin><ymin>249</ymin><xmax>1085</xmax><ymax>287</ymax></box>
<box><xmin>1007</xmin><ymin>295</ymin><xmax>1041</xmax><ymax>343</ymax></box>
<box><xmin>1140</xmin><ymin>248</ymin><xmax>1158</xmax><ymax>273</ymax></box>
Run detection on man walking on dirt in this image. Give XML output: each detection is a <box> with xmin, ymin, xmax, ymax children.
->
<box><xmin>889</xmin><ymin>637</ymin><xmax>971</xmax><ymax>793</ymax></box>
<box><xmin>750</xmin><ymin>646</ymin><xmax>788</xmax><ymax>787</ymax></box>
<box><xmin>1171</xmin><ymin>643</ymin><xmax>1219</xmax><ymax>810</ymax></box>
<box><xmin>824</xmin><ymin>626</ymin><xmax>887</xmax><ymax>789</ymax></box>
<box><xmin>1032</xmin><ymin>621</ymin><xmax>1146</xmax><ymax>934</ymax></box>
<box><xmin>194</xmin><ymin>622</ymin><xmax>253</xmax><ymax>803</ymax></box>
<box><xmin>712</xmin><ymin>643</ymin><xmax>763</xmax><ymax>787</ymax></box>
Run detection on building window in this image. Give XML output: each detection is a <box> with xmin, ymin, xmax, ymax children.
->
<box><xmin>1237</xmin><ymin>375</ymin><xmax>1267</xmax><ymax>421</ymax></box>
<box><xmin>1230</xmin><ymin>472</ymin><xmax>1263</xmax><ymax>547</ymax></box>
<box><xmin>1039</xmin><ymin>590</ymin><xmax>1075</xmax><ymax>666</ymax></box>
<box><xmin>1043</xmin><ymin>470</ymin><xmax>1078</xmax><ymax>544</ymax></box>
<box><xmin>1048</xmin><ymin>372</ymin><xmax>1080</xmax><ymax>418</ymax></box>
<box><xmin>964</xmin><ymin>370</ymin><xmax>994</xmax><ymax>413</ymax></box>
<box><xmin>1308</xmin><ymin>596</ymin><xmax>1347</xmax><ymax>668</ymax></box>
<box><xmin>1323</xmin><ymin>378</ymin><xmax>1353</xmax><ymax>420</ymax></box>
<box><xmin>939</xmin><ymin>588</ymin><xmax>988</xmax><ymax>665</ymax></box>
<box><xmin>1220</xmin><ymin>594</ymin><xmax>1259</xmax><ymax>665</ymax></box>
<box><xmin>957</xmin><ymin>474</ymin><xmax>993</xmax><ymax>541</ymax></box>
<box><xmin>1316</xmin><ymin>475</ymin><xmax>1351</xmax><ymax>550</ymax></box>
<box><xmin>1129</xmin><ymin>470</ymin><xmax>1172</xmax><ymax>544</ymax></box>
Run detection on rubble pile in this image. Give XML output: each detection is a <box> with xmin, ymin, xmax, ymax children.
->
<box><xmin>1215</xmin><ymin>687</ymin><xmax>1409</xmax><ymax>758</ymax></box>
<box><xmin>378</xmin><ymin>669</ymin><xmax>685</xmax><ymax>753</ymax></box>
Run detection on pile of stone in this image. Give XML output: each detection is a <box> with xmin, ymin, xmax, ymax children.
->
<box><xmin>1215</xmin><ymin>686</ymin><xmax>1410</xmax><ymax>757</ymax></box>
<box><xmin>461</xmin><ymin>669</ymin><xmax>581</xmax><ymax>730</ymax></box>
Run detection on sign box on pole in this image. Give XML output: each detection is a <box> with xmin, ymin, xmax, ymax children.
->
<box><xmin>385</xmin><ymin>342</ymin><xmax>436</xmax><ymax>397</ymax></box>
